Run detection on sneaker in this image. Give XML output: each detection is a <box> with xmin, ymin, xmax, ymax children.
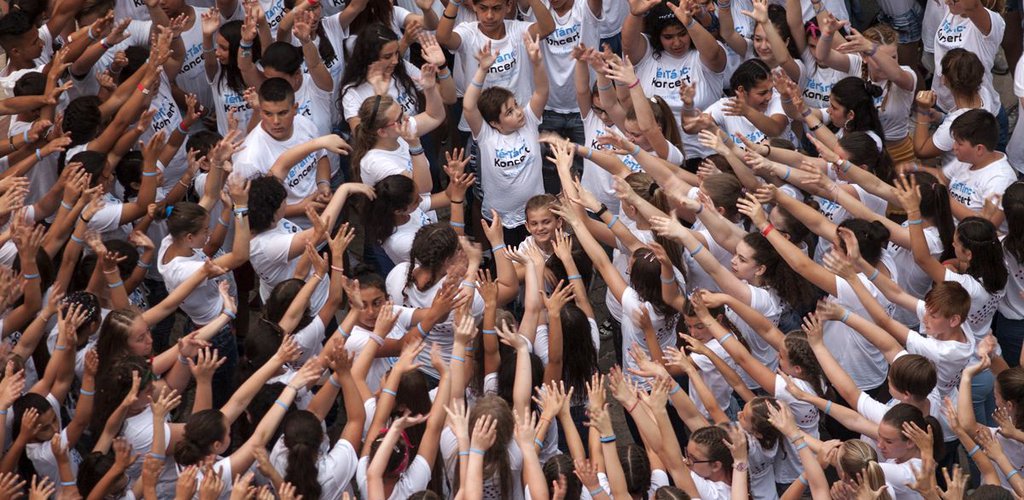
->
<box><xmin>995</xmin><ymin>47</ymin><xmax>1010</xmax><ymax>75</ymax></box>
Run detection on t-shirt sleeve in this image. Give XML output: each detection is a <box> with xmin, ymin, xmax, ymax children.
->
<box><xmin>933</xmin><ymin>117</ymin><xmax>955</xmax><ymax>151</ymax></box>
<box><xmin>856</xmin><ymin>391</ymin><xmax>889</xmax><ymax>424</ymax></box>
<box><xmin>88</xmin><ymin>202</ymin><xmax>125</xmax><ymax>232</ymax></box>
<box><xmin>340</xmin><ymin>87</ymin><xmax>363</xmax><ymax>121</ymax></box>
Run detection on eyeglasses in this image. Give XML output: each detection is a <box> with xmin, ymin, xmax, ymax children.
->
<box><xmin>683</xmin><ymin>448</ymin><xmax>715</xmax><ymax>465</ymax></box>
<box><xmin>387</xmin><ymin>110</ymin><xmax>407</xmax><ymax>128</ymax></box>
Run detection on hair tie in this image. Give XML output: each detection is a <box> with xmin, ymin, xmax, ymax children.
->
<box><xmin>647</xmin><ymin>182</ymin><xmax>659</xmax><ymax>197</ymax></box>
<box><xmin>165</xmin><ymin>205</ymin><xmax>173</xmax><ymax>218</ymax></box>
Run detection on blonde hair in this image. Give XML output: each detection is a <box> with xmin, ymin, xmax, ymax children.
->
<box><xmin>839</xmin><ymin>440</ymin><xmax>892</xmax><ymax>500</ymax></box>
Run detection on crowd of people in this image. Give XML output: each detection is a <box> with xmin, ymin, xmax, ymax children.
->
<box><xmin>0</xmin><ymin>0</ymin><xmax>1024</xmax><ymax>496</ymax></box>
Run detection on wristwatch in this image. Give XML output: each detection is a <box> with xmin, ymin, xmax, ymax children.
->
<box><xmin>593</xmin><ymin>204</ymin><xmax>609</xmax><ymax>218</ymax></box>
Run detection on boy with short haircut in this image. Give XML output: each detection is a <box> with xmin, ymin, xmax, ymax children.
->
<box><xmin>942</xmin><ymin>109</ymin><xmax>1016</xmax><ymax>227</ymax></box>
<box><xmin>463</xmin><ymin>36</ymin><xmax>549</xmax><ymax>246</ymax></box>
<box><xmin>233</xmin><ymin>78</ymin><xmax>333</xmax><ymax>229</ymax></box>
<box><xmin>820</xmin><ymin>265</ymin><xmax>974</xmax><ymax>398</ymax></box>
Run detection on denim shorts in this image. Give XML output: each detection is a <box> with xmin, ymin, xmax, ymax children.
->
<box><xmin>877</xmin><ymin>2</ymin><xmax>925</xmax><ymax>44</ymax></box>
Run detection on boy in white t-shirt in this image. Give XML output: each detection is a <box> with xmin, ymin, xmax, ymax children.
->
<box><xmin>463</xmin><ymin>35</ymin><xmax>549</xmax><ymax>245</ymax></box>
<box><xmin>940</xmin><ymin>109</ymin><xmax>1016</xmax><ymax>229</ymax></box>
<box><xmin>243</xmin><ymin>41</ymin><xmax>334</xmax><ymax>136</ymax></box>
<box><xmin>233</xmin><ymin>78</ymin><xmax>333</xmax><ymax>229</ymax></box>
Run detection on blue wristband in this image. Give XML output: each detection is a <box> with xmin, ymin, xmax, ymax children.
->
<box><xmin>408</xmin><ymin>146</ymin><xmax>425</xmax><ymax>156</ymax></box>
<box><xmin>492</xmin><ymin>243</ymin><xmax>507</xmax><ymax>253</ymax></box>
<box><xmin>217</xmin><ymin>217</ymin><xmax>229</xmax><ymax>227</ymax></box>
<box><xmin>222</xmin><ymin>309</ymin><xmax>236</xmax><ymax>320</ymax></box>
<box><xmin>825</xmin><ymin>400</ymin><xmax>832</xmax><ymax>416</ymax></box>
<box><xmin>1008</xmin><ymin>469</ymin><xmax>1020</xmax><ymax>481</ymax></box>
<box><xmin>600</xmin><ymin>435</ymin><xmax>616</xmax><ymax>443</ymax></box>
<box><xmin>567</xmin><ymin>274</ymin><xmax>582</xmax><ymax>280</ymax></box>
<box><xmin>142</xmin><ymin>170</ymin><xmax>159</xmax><ymax>177</ymax></box>
<box><xmin>630</xmin><ymin>145</ymin><xmax>641</xmax><ymax>156</ymax></box>
<box><xmin>469</xmin><ymin>448</ymin><xmax>485</xmax><ymax>456</ymax></box>
<box><xmin>438</xmin><ymin>71</ymin><xmax>451</xmax><ymax>80</ymax></box>
<box><xmin>796</xmin><ymin>442</ymin><xmax>809</xmax><ymax>451</ymax></box>
<box><xmin>451</xmin><ymin>355</ymin><xmax>466</xmax><ymax>362</ymax></box>
<box><xmin>867</xmin><ymin>268</ymin><xmax>879</xmax><ymax>281</ymax></box>
<box><xmin>239</xmin><ymin>41</ymin><xmax>253</xmax><ymax>49</ymax></box>
<box><xmin>688</xmin><ymin>244</ymin><xmax>704</xmax><ymax>258</ymax></box>
<box><xmin>54</xmin><ymin>345</ymin><xmax>67</xmax><ymax>351</ymax></box>
<box><xmin>906</xmin><ymin>218</ymin><xmax>923</xmax><ymax>225</ymax></box>
<box><xmin>60</xmin><ymin>481</ymin><xmax>76</xmax><ymax>487</ymax></box>
<box><xmin>382</xmin><ymin>388</ymin><xmax>398</xmax><ymax>397</ymax></box>
<box><xmin>669</xmin><ymin>384</ymin><xmax>682</xmax><ymax>395</ymax></box>
<box><xmin>660</xmin><ymin>275</ymin><xmax>675</xmax><ymax>284</ymax></box>
<box><xmin>417</xmin><ymin>323</ymin><xmax>428</xmax><ymax>337</ymax></box>
<box><xmin>328</xmin><ymin>375</ymin><xmax>342</xmax><ymax>388</ymax></box>
<box><xmin>606</xmin><ymin>215</ymin><xmax>619</xmax><ymax>229</ymax></box>
<box><xmin>148</xmin><ymin>453</ymin><xmax>166</xmax><ymax>460</ymax></box>
<box><xmin>782</xmin><ymin>167</ymin><xmax>792</xmax><ymax>181</ymax></box>
<box><xmin>968</xmin><ymin>444</ymin><xmax>981</xmax><ymax>457</ymax></box>
<box><xmin>482</xmin><ymin>329</ymin><xmax>497</xmax><ymax>335</ymax></box>
<box><xmin>35</xmin><ymin>148</ymin><xmax>41</xmax><ymax>161</ymax></box>
<box><xmin>71</xmin><ymin>235</ymin><xmax>85</xmax><ymax>244</ymax></box>
<box><xmin>590</xmin><ymin>487</ymin><xmax>605</xmax><ymax>497</ymax></box>
<box><xmin>22</xmin><ymin>273</ymin><xmax>39</xmax><ymax>280</ymax></box>
<box><xmin>840</xmin><ymin>309</ymin><xmax>850</xmax><ymax>323</ymax></box>
<box><xmin>0</xmin><ymin>409</ymin><xmax>8</xmax><ymax>415</ymax></box>
<box><xmin>80</xmin><ymin>389</ymin><xmax>95</xmax><ymax>396</ymax></box>
<box><xmin>534</xmin><ymin>438</ymin><xmax>544</xmax><ymax>448</ymax></box>
<box><xmin>451</xmin><ymin>221</ymin><xmax>466</xmax><ymax>228</ymax></box>
<box><xmin>274</xmin><ymin>399</ymin><xmax>290</xmax><ymax>410</ymax></box>
<box><xmin>459</xmin><ymin>451</ymin><xmax>470</xmax><ymax>456</ymax></box>
<box><xmin>107</xmin><ymin>280</ymin><xmax>124</xmax><ymax>288</ymax></box>
<box><xmin>137</xmin><ymin>261</ymin><xmax>151</xmax><ymax>269</ymax></box>
<box><xmin>22</xmin><ymin>130</ymin><xmax>29</xmax><ymax>143</ymax></box>
<box><xmin>470</xmin><ymin>80</ymin><xmax>484</xmax><ymax>88</ymax></box>
<box><xmin>597</xmin><ymin>82</ymin><xmax>613</xmax><ymax>91</ymax></box>
<box><xmin>60</xmin><ymin>200</ymin><xmax>73</xmax><ymax>210</ymax></box>
<box><xmin>719</xmin><ymin>332</ymin><xmax>734</xmax><ymax>344</ymax></box>
<box><xmin>798</xmin><ymin>475</ymin><xmax>808</xmax><ymax>486</ymax></box>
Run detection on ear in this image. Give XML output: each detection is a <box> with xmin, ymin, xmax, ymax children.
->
<box><xmin>754</xmin><ymin>263</ymin><xmax>767</xmax><ymax>278</ymax></box>
<box><xmin>291</xmin><ymin>102</ymin><xmax>299</xmax><ymax>113</ymax></box>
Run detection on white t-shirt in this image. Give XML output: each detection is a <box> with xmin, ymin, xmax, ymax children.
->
<box><xmin>620</xmin><ymin>287</ymin><xmax>677</xmax><ymax>390</ymax></box>
<box><xmin>175</xmin><ymin>9</ymin><xmax>214</xmax><ymax>112</ymax></box>
<box><xmin>635</xmin><ymin>38</ymin><xmax>725</xmax><ymax>157</ymax></box>
<box><xmin>943</xmin><ymin>155</ymin><xmax>1016</xmax><ymax>227</ymax></box>
<box><xmin>905</xmin><ymin>328</ymin><xmax>973</xmax><ymax>396</ymax></box>
<box><xmin>1000</xmin><ymin>242</ymin><xmax>1024</xmax><ymax>320</ymax></box>
<box><xmin>234</xmin><ymin>116</ymin><xmax>323</xmax><ymax>225</ymax></box>
<box><xmin>774</xmin><ymin>374</ymin><xmax>821</xmax><ymax>482</ymax></box>
<box><xmin>933</xmin><ymin>8</ymin><xmax>1005</xmax><ymax>113</ymax></box>
<box><xmin>208</xmin><ymin>68</ymin><xmax>254</xmax><ymax>136</ymax></box>
<box><xmin>385</xmin><ymin>262</ymin><xmax>484</xmax><ymax>380</ymax></box>
<box><xmin>944</xmin><ymin>268</ymin><xmax>1005</xmax><ymax>345</ymax></box>
<box><xmin>475</xmin><ymin>107</ymin><xmax>544</xmax><ymax>229</ymax></box>
<box><xmin>689</xmin><ymin>338</ymin><xmax>738</xmax><ymax>418</ymax></box>
<box><xmin>250</xmin><ymin>218</ymin><xmax>330</xmax><ymax>314</ymax></box>
<box><xmin>157</xmin><ymin>235</ymin><xmax>226</xmax><ymax>325</ymax></box>
<box><xmin>708</xmin><ymin>93</ymin><xmax>786</xmax><ymax>147</ymax></box>
<box><xmin>888</xmin><ymin>226</ymin><xmax>945</xmax><ymax>325</ymax></box>
<box><xmin>340</xmin><ymin>62</ymin><xmax>422</xmax><ymax>123</ymax></box>
<box><xmin>747</xmin><ymin>432</ymin><xmax>779</xmax><ymax>500</ymax></box>
<box><xmin>801</xmin><ymin>49</ymin><xmax>856</xmax><ymax>110</ymax></box>
<box><xmin>294</xmin><ymin>74</ymin><xmax>335</xmax><ymax>136</ymax></box>
<box><xmin>848</xmin><ymin>56</ymin><xmax>917</xmax><ymax>141</ymax></box>
<box><xmin>452</xmin><ymin>20</ymin><xmax>534</xmax><ymax>132</ymax></box>
<box><xmin>345</xmin><ymin>306</ymin><xmax>416</xmax><ymax>393</ymax></box>
<box><xmin>725</xmin><ymin>284</ymin><xmax>782</xmax><ymax>389</ymax></box>
<box><xmin>382</xmin><ymin>196</ymin><xmax>434</xmax><ymax>265</ymax></box>
<box><xmin>580</xmin><ymin>111</ymin><xmax>627</xmax><ymax>213</ymax></box>
<box><xmin>292</xmin><ymin>316</ymin><xmax>326</xmax><ymax>364</ymax></box>
<box><xmin>269</xmin><ymin>436</ymin><xmax>358</xmax><ymax>500</ymax></box>
<box><xmin>358</xmin><ymin>135</ymin><xmax>416</xmax><ymax>188</ymax></box>
<box><xmin>1010</xmin><ymin>58</ymin><xmax>1024</xmax><ymax>173</ymax></box>
<box><xmin>354</xmin><ymin>454</ymin><xmax>430</xmax><ymax>497</ymax></box>
<box><xmin>823</xmin><ymin>275</ymin><xmax>893</xmax><ymax>390</ymax></box>
<box><xmin>523</xmin><ymin>0</ymin><xmax>601</xmax><ymax>113</ymax></box>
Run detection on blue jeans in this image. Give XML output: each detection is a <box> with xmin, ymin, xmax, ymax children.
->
<box><xmin>999</xmin><ymin>105</ymin><xmax>1011</xmax><ymax>153</ymax></box>
<box><xmin>538</xmin><ymin>110</ymin><xmax>586</xmax><ymax>194</ymax></box>
<box><xmin>995</xmin><ymin>312</ymin><xmax>1024</xmax><ymax>368</ymax></box>
<box><xmin>972</xmin><ymin>368</ymin><xmax>996</xmax><ymax>426</ymax></box>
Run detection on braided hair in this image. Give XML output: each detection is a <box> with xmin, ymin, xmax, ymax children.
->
<box><xmin>400</xmin><ymin>223</ymin><xmax>460</xmax><ymax>305</ymax></box>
